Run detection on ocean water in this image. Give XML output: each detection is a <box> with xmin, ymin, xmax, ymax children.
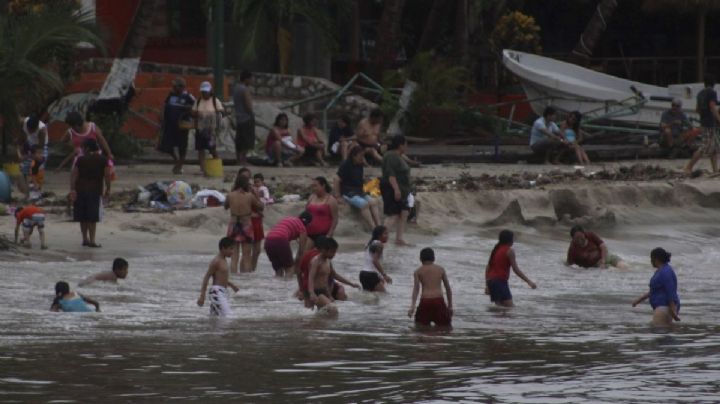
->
<box><xmin>1</xmin><ymin>224</ymin><xmax>719</xmax><ymax>403</ymax></box>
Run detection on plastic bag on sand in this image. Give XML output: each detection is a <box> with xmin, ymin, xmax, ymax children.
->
<box><xmin>363</xmin><ymin>178</ymin><xmax>381</xmax><ymax>197</ymax></box>
<box><xmin>192</xmin><ymin>189</ymin><xmax>226</xmax><ymax>208</ymax></box>
<box><xmin>281</xmin><ymin>194</ymin><xmax>301</xmax><ymax>203</ymax></box>
<box><xmin>166</xmin><ymin>181</ymin><xmax>193</xmax><ymax>207</ymax></box>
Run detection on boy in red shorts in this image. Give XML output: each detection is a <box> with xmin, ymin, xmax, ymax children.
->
<box><xmin>408</xmin><ymin>248</ymin><xmax>453</xmax><ymax>327</ymax></box>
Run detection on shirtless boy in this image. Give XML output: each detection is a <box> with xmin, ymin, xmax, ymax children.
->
<box><xmin>306</xmin><ymin>237</ymin><xmax>358</xmax><ymax>310</ymax></box>
<box><xmin>197</xmin><ymin>237</ymin><xmax>239</xmax><ymax>317</ymax></box>
<box><xmin>408</xmin><ymin>248</ymin><xmax>453</xmax><ymax>327</ymax></box>
<box><xmin>225</xmin><ymin>174</ymin><xmax>264</xmax><ymax>273</ymax></box>
<box><xmin>79</xmin><ymin>257</ymin><xmax>129</xmax><ymax>286</ymax></box>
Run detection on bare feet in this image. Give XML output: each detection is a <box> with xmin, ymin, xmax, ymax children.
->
<box><xmin>395</xmin><ymin>239</ymin><xmax>411</xmax><ymax>247</ymax></box>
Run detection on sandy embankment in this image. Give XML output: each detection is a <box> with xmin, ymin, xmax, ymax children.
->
<box><xmin>2</xmin><ymin>159</ymin><xmax>720</xmax><ymax>261</ymax></box>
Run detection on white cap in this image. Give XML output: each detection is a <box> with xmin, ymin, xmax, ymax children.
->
<box><xmin>200</xmin><ymin>81</ymin><xmax>212</xmax><ymax>93</ymax></box>
<box><xmin>672</xmin><ymin>98</ymin><xmax>682</xmax><ymax>106</ymax></box>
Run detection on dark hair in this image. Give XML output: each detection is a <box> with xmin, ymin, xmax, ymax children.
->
<box><xmin>253</xmin><ymin>173</ymin><xmax>264</xmax><ymax>181</ymax></box>
<box><xmin>55</xmin><ymin>281</ymin><xmax>70</xmax><ymax>296</ymax></box>
<box><xmin>543</xmin><ymin>106</ymin><xmax>556</xmax><ymax>118</ymax></box>
<box><xmin>705</xmin><ymin>75</ymin><xmax>716</xmax><ymax>88</ymax></box>
<box><xmin>299</xmin><ymin>210</ymin><xmax>313</xmax><ymax>225</ymax></box>
<box><xmin>339</xmin><ymin>115</ymin><xmax>351</xmax><ymax>126</ymax></box>
<box><xmin>83</xmin><ymin>138</ymin><xmax>99</xmax><ymax>152</ymax></box>
<box><xmin>303</xmin><ymin>113</ymin><xmax>316</xmax><ymax>125</ymax></box>
<box><xmin>240</xmin><ymin>70</ymin><xmax>252</xmax><ymax>81</ymax></box>
<box><xmin>65</xmin><ymin>111</ymin><xmax>84</xmax><ymax>127</ymax></box>
<box><xmin>348</xmin><ymin>145</ymin><xmax>364</xmax><ymax>160</ymax></box>
<box><xmin>233</xmin><ymin>175</ymin><xmax>251</xmax><ymax>192</ymax></box>
<box><xmin>219</xmin><ymin>237</ymin><xmax>234</xmax><ymax>250</ymax></box>
<box><xmin>112</xmin><ymin>258</ymin><xmax>128</xmax><ymax>273</ymax></box>
<box><xmin>650</xmin><ymin>247</ymin><xmax>671</xmax><ymax>264</ymax></box>
<box><xmin>570</xmin><ymin>225</ymin><xmax>584</xmax><ymax>237</ymax></box>
<box><xmin>388</xmin><ymin>134</ymin><xmax>406</xmax><ymax>151</ymax></box>
<box><xmin>26</xmin><ymin>115</ymin><xmax>40</xmax><ymax>132</ymax></box>
<box><xmin>314</xmin><ymin>176</ymin><xmax>331</xmax><ymax>194</ymax></box>
<box><xmin>569</xmin><ymin>111</ymin><xmax>581</xmax><ymax>132</ymax></box>
<box><xmin>318</xmin><ymin>236</ymin><xmax>339</xmax><ymax>251</ymax></box>
<box><xmin>30</xmin><ymin>144</ymin><xmax>42</xmax><ymax>154</ymax></box>
<box><xmin>420</xmin><ymin>247</ymin><xmax>435</xmax><ymax>262</ymax></box>
<box><xmin>487</xmin><ymin>229</ymin><xmax>514</xmax><ymax>266</ymax></box>
<box><xmin>370</xmin><ymin>108</ymin><xmax>384</xmax><ymax>119</ymax></box>
<box><xmin>238</xmin><ymin>167</ymin><xmax>251</xmax><ymax>177</ymax></box>
<box><xmin>367</xmin><ymin>225</ymin><xmax>387</xmax><ymax>248</ymax></box>
<box><xmin>274</xmin><ymin>113</ymin><xmax>288</xmax><ymax>128</ymax></box>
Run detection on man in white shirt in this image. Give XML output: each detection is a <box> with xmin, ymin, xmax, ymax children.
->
<box><xmin>529</xmin><ymin>106</ymin><xmax>569</xmax><ymax>164</ymax></box>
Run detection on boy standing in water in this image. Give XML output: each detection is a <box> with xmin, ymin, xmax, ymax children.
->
<box><xmin>408</xmin><ymin>248</ymin><xmax>453</xmax><ymax>327</ymax></box>
<box><xmin>307</xmin><ymin>237</ymin><xmax>358</xmax><ymax>310</ymax></box>
<box><xmin>79</xmin><ymin>258</ymin><xmax>129</xmax><ymax>286</ymax></box>
<box><xmin>198</xmin><ymin>237</ymin><xmax>239</xmax><ymax>317</ymax></box>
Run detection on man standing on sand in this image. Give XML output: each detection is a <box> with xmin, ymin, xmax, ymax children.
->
<box><xmin>198</xmin><ymin>237</ymin><xmax>239</xmax><ymax>317</ymax></box>
<box><xmin>70</xmin><ymin>139</ymin><xmax>111</xmax><ymax>248</ymax></box>
<box><xmin>686</xmin><ymin>76</ymin><xmax>720</xmax><ymax>173</ymax></box>
<box><xmin>158</xmin><ymin>77</ymin><xmax>195</xmax><ymax>174</ymax></box>
<box><xmin>408</xmin><ymin>248</ymin><xmax>453</xmax><ymax>327</ymax></box>
<box><xmin>233</xmin><ymin>70</ymin><xmax>255</xmax><ymax>165</ymax></box>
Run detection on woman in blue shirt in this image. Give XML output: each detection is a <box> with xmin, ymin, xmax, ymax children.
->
<box><xmin>632</xmin><ymin>248</ymin><xmax>680</xmax><ymax>326</ymax></box>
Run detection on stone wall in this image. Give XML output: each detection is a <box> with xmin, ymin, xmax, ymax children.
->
<box><xmin>80</xmin><ymin>58</ymin><xmax>378</xmax><ymax>124</ymax></box>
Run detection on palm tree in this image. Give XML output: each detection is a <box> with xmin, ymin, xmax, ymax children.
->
<box><xmin>643</xmin><ymin>0</ymin><xmax>720</xmax><ymax>80</ymax></box>
<box><xmin>0</xmin><ymin>4</ymin><xmax>104</xmax><ymax>154</ymax></box>
<box><xmin>118</xmin><ymin>0</ymin><xmax>162</xmax><ymax>58</ymax></box>
<box><xmin>571</xmin><ymin>0</ymin><xmax>618</xmax><ymax>62</ymax></box>
<box><xmin>373</xmin><ymin>0</ymin><xmax>408</xmax><ymax>77</ymax></box>
<box><xmin>229</xmin><ymin>0</ymin><xmax>349</xmax><ymax>74</ymax></box>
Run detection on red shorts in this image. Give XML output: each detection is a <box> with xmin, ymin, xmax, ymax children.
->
<box><xmin>414</xmin><ymin>297</ymin><xmax>451</xmax><ymax>326</ymax></box>
<box><xmin>251</xmin><ymin>216</ymin><xmax>264</xmax><ymax>241</ymax></box>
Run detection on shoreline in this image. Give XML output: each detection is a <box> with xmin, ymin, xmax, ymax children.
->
<box><xmin>3</xmin><ymin>159</ymin><xmax>720</xmax><ymax>262</ymax></box>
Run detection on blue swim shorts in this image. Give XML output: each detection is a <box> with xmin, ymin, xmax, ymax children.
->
<box><xmin>343</xmin><ymin>194</ymin><xmax>372</xmax><ymax>209</ymax></box>
<box><xmin>487</xmin><ymin>279</ymin><xmax>512</xmax><ymax>303</ymax></box>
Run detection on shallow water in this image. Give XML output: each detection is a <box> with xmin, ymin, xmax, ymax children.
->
<box><xmin>2</xmin><ymin>225</ymin><xmax>720</xmax><ymax>403</ymax></box>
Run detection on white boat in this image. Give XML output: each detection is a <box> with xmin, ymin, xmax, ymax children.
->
<box><xmin>502</xmin><ymin>49</ymin><xmax>705</xmax><ymax>127</ymax></box>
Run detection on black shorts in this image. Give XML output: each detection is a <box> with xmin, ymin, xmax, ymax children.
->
<box><xmin>73</xmin><ymin>191</ymin><xmax>101</xmax><ymax>223</ymax></box>
<box><xmin>235</xmin><ymin>118</ymin><xmax>255</xmax><ymax>152</ymax></box>
<box><xmin>359</xmin><ymin>271</ymin><xmax>382</xmax><ymax>291</ymax></box>
<box><xmin>195</xmin><ymin>128</ymin><xmax>216</xmax><ymax>151</ymax></box>
<box><xmin>303</xmin><ymin>144</ymin><xmax>321</xmax><ymax>158</ymax></box>
<box><xmin>380</xmin><ymin>179</ymin><xmax>409</xmax><ymax>216</ymax></box>
<box><xmin>487</xmin><ymin>279</ymin><xmax>512</xmax><ymax>303</ymax></box>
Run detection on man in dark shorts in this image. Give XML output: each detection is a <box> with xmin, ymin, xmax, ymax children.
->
<box><xmin>686</xmin><ymin>75</ymin><xmax>720</xmax><ymax>173</ymax></box>
<box><xmin>158</xmin><ymin>77</ymin><xmax>195</xmax><ymax>174</ymax></box>
<box><xmin>233</xmin><ymin>70</ymin><xmax>255</xmax><ymax>165</ymax></box>
<box><xmin>70</xmin><ymin>139</ymin><xmax>111</xmax><ymax>248</ymax></box>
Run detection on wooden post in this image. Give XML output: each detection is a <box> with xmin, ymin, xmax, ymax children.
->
<box><xmin>697</xmin><ymin>7</ymin><xmax>706</xmax><ymax>81</ymax></box>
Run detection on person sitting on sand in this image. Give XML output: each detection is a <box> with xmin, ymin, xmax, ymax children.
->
<box><xmin>328</xmin><ymin>115</ymin><xmax>353</xmax><ymax>160</ymax></box>
<box><xmin>530</xmin><ymin>106</ymin><xmax>570</xmax><ymax>164</ymax></box>
<box><xmin>632</xmin><ymin>247</ymin><xmax>680</xmax><ymax>327</ymax></box>
<box><xmin>485</xmin><ymin>230</ymin><xmax>537</xmax><ymax>307</ymax></box>
<box><xmin>659</xmin><ymin>98</ymin><xmax>691</xmax><ymax>157</ymax></box>
<box><xmin>225</xmin><ymin>174</ymin><xmax>264</xmax><ymax>273</ymax></box>
<box><xmin>359</xmin><ymin>226</ymin><xmax>393</xmax><ymax>292</ymax></box>
<box><xmin>197</xmin><ymin>237</ymin><xmax>239</xmax><ymax>317</ymax></box>
<box><xmin>14</xmin><ymin>203</ymin><xmax>46</xmax><ymax>249</ymax></box>
<box><xmin>565</xmin><ymin>225</ymin><xmax>626</xmax><ymax>269</ymax></box>
<box><xmin>51</xmin><ymin>281</ymin><xmax>100</xmax><ymax>312</ymax></box>
<box><xmin>79</xmin><ymin>258</ymin><xmax>129</xmax><ymax>286</ymax></box>
<box><xmin>334</xmin><ymin>145</ymin><xmax>382</xmax><ymax>230</ymax></box>
<box><xmin>264</xmin><ymin>211</ymin><xmax>313</xmax><ymax>277</ymax></box>
<box><xmin>408</xmin><ymin>248</ymin><xmax>453</xmax><ymax>327</ymax></box>
<box><xmin>266</xmin><ymin>113</ymin><xmax>303</xmax><ymax>167</ymax></box>
<box><xmin>307</xmin><ymin>237</ymin><xmax>357</xmax><ymax>311</ymax></box>
<box><xmin>559</xmin><ymin>111</ymin><xmax>591</xmax><ymax>165</ymax></box>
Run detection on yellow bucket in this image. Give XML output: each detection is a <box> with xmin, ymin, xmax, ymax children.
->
<box><xmin>2</xmin><ymin>163</ymin><xmax>21</xmax><ymax>177</ymax></box>
<box><xmin>204</xmin><ymin>158</ymin><xmax>224</xmax><ymax>177</ymax></box>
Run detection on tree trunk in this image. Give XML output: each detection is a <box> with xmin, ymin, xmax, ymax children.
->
<box><xmin>350</xmin><ymin>0</ymin><xmax>360</xmax><ymax>61</ymax></box>
<box><xmin>697</xmin><ymin>7</ymin><xmax>706</xmax><ymax>81</ymax></box>
<box><xmin>118</xmin><ymin>0</ymin><xmax>162</xmax><ymax>59</ymax></box>
<box><xmin>571</xmin><ymin>0</ymin><xmax>618</xmax><ymax>62</ymax></box>
<box><xmin>454</xmin><ymin>0</ymin><xmax>469</xmax><ymax>62</ymax></box>
<box><xmin>417</xmin><ymin>0</ymin><xmax>447</xmax><ymax>52</ymax></box>
<box><xmin>372</xmin><ymin>0</ymin><xmax>408</xmax><ymax>78</ymax></box>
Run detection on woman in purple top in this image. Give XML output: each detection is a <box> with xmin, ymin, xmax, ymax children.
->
<box><xmin>632</xmin><ymin>247</ymin><xmax>681</xmax><ymax>327</ymax></box>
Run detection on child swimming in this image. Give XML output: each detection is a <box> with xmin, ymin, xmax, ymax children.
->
<box><xmin>79</xmin><ymin>258</ymin><xmax>129</xmax><ymax>286</ymax></box>
<box><xmin>50</xmin><ymin>281</ymin><xmax>100</xmax><ymax>312</ymax></box>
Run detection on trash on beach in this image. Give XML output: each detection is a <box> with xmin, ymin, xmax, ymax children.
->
<box><xmin>166</xmin><ymin>181</ymin><xmax>193</xmax><ymax>207</ymax></box>
<box><xmin>192</xmin><ymin>189</ymin><xmax>226</xmax><ymax>208</ymax></box>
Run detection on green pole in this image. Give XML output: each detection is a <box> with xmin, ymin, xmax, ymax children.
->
<box><xmin>213</xmin><ymin>0</ymin><xmax>225</xmax><ymax>100</ymax></box>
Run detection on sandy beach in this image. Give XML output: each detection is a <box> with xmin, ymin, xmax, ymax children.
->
<box><xmin>3</xmin><ymin>157</ymin><xmax>719</xmax><ymax>262</ymax></box>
